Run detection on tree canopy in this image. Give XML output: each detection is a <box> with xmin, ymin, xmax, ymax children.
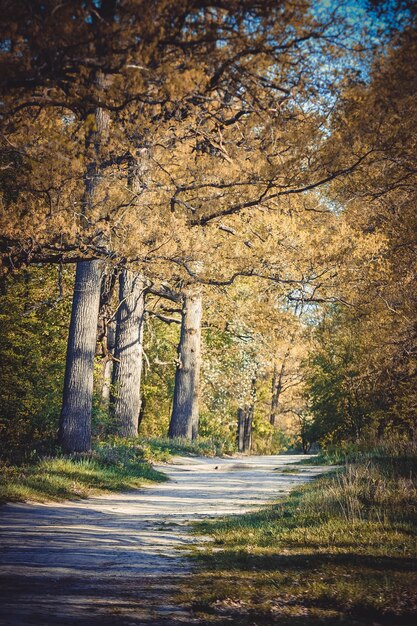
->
<box><xmin>0</xmin><ymin>0</ymin><xmax>415</xmax><ymax>459</ymax></box>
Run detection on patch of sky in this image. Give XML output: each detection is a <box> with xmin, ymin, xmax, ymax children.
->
<box><xmin>272</xmin><ymin>287</ymin><xmax>317</xmax><ymax>318</ymax></box>
<box><xmin>318</xmin><ymin>195</ymin><xmax>345</xmax><ymax>216</ymax></box>
<box><xmin>215</xmin><ymin>37</ymin><xmax>228</xmax><ymax>49</ymax></box>
<box><xmin>286</xmin><ymin>287</ymin><xmax>326</xmax><ymax>320</ymax></box>
<box><xmin>62</xmin><ymin>114</ymin><xmax>76</xmax><ymax>126</ymax></box>
<box><xmin>300</xmin><ymin>302</ymin><xmax>325</xmax><ymax>325</ymax></box>
<box><xmin>0</xmin><ymin>39</ymin><xmax>12</xmax><ymax>53</ymax></box>
<box><xmin>311</xmin><ymin>0</ymin><xmax>410</xmax><ymax>78</ymax></box>
<box><xmin>261</xmin><ymin>0</ymin><xmax>409</xmax><ymax>133</ymax></box>
<box><xmin>295</xmin><ymin>0</ymin><xmax>406</xmax><ymax>112</ymax></box>
<box><xmin>85</xmin><ymin>0</ymin><xmax>103</xmax><ymax>23</ymax></box>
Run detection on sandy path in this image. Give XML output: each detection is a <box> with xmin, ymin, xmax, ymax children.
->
<box><xmin>0</xmin><ymin>455</ymin><xmax>325</xmax><ymax>625</ymax></box>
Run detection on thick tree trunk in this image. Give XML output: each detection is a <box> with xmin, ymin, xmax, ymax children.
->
<box><xmin>168</xmin><ymin>287</ymin><xmax>203</xmax><ymax>439</ymax></box>
<box><xmin>59</xmin><ymin>260</ymin><xmax>103</xmax><ymax>452</ymax></box>
<box><xmin>59</xmin><ymin>83</ymin><xmax>110</xmax><ymax>453</ymax></box>
<box><xmin>110</xmin><ymin>270</ymin><xmax>146</xmax><ymax>437</ymax></box>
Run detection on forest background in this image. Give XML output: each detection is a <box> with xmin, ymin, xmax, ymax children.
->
<box><xmin>0</xmin><ymin>0</ymin><xmax>415</xmax><ymax>471</ymax></box>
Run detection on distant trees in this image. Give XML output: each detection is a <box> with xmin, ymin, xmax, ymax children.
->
<box><xmin>270</xmin><ymin>342</ymin><xmax>295</xmax><ymax>427</ymax></box>
<box><xmin>303</xmin><ymin>18</ymin><xmax>417</xmax><ymax>446</ymax></box>
<box><xmin>1</xmin><ymin>0</ymin><xmax>414</xmax><ymax>459</ymax></box>
<box><xmin>0</xmin><ymin>266</ymin><xmax>72</xmax><ymax>460</ymax></box>
<box><xmin>237</xmin><ymin>374</ymin><xmax>257</xmax><ymax>453</ymax></box>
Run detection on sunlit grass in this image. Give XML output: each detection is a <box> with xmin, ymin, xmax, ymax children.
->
<box><xmin>138</xmin><ymin>435</ymin><xmax>234</xmax><ymax>459</ymax></box>
<box><xmin>0</xmin><ymin>434</ymin><xmax>227</xmax><ymax>505</ymax></box>
<box><xmin>93</xmin><ymin>435</ymin><xmax>234</xmax><ymax>466</ymax></box>
<box><xmin>185</xmin><ymin>450</ymin><xmax>417</xmax><ymax>625</ymax></box>
<box><xmin>0</xmin><ymin>455</ymin><xmax>166</xmax><ymax>504</ymax></box>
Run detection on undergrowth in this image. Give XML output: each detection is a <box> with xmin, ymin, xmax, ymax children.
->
<box><xmin>186</xmin><ymin>446</ymin><xmax>417</xmax><ymax>625</ymax></box>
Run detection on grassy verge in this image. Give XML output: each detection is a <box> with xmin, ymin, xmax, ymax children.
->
<box><xmin>0</xmin><ymin>441</ymin><xmax>166</xmax><ymax>504</ymax></box>
<box><xmin>137</xmin><ymin>435</ymin><xmax>234</xmax><ymax>460</ymax></box>
<box><xmin>186</xmin><ymin>449</ymin><xmax>417</xmax><ymax>625</ymax></box>
<box><xmin>295</xmin><ymin>442</ymin><xmax>415</xmax><ymax>466</ymax></box>
<box><xmin>0</xmin><ymin>434</ymin><xmax>231</xmax><ymax>504</ymax></box>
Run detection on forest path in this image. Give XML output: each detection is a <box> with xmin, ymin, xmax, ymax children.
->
<box><xmin>0</xmin><ymin>454</ymin><xmax>325</xmax><ymax>625</ymax></box>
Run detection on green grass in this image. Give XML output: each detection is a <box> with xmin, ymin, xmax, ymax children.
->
<box><xmin>185</xmin><ymin>448</ymin><xmax>417</xmax><ymax>625</ymax></box>
<box><xmin>0</xmin><ymin>453</ymin><xmax>166</xmax><ymax>504</ymax></box>
<box><xmin>0</xmin><ymin>434</ymin><xmax>229</xmax><ymax>504</ymax></box>
<box><xmin>134</xmin><ymin>435</ymin><xmax>234</xmax><ymax>461</ymax></box>
<box><xmin>295</xmin><ymin>441</ymin><xmax>417</xmax><ymax>466</ymax></box>
<box><xmin>276</xmin><ymin>466</ymin><xmax>302</xmax><ymax>474</ymax></box>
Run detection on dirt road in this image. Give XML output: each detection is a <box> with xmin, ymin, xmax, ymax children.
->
<box><xmin>0</xmin><ymin>455</ymin><xmax>325</xmax><ymax>625</ymax></box>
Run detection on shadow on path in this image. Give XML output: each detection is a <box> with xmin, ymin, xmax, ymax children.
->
<box><xmin>0</xmin><ymin>454</ymin><xmax>325</xmax><ymax>625</ymax></box>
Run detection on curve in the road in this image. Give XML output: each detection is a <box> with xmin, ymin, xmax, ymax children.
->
<box><xmin>0</xmin><ymin>454</ymin><xmax>325</xmax><ymax>625</ymax></box>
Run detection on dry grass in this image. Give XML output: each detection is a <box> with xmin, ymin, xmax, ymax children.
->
<box><xmin>185</xmin><ymin>449</ymin><xmax>417</xmax><ymax>625</ymax></box>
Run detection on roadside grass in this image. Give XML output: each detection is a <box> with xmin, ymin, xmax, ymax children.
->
<box><xmin>0</xmin><ymin>449</ymin><xmax>166</xmax><ymax>504</ymax></box>
<box><xmin>276</xmin><ymin>466</ymin><xmax>302</xmax><ymax>474</ymax></box>
<box><xmin>94</xmin><ymin>435</ymin><xmax>234</xmax><ymax>465</ymax></box>
<box><xmin>0</xmin><ymin>434</ymin><xmax>230</xmax><ymax>504</ymax></box>
<box><xmin>295</xmin><ymin>441</ymin><xmax>417</xmax><ymax>466</ymax></box>
<box><xmin>186</xmin><ymin>448</ymin><xmax>417</xmax><ymax>625</ymax></box>
<box><xmin>138</xmin><ymin>435</ymin><xmax>234</xmax><ymax>460</ymax></box>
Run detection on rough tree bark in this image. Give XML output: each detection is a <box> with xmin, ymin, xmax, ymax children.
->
<box><xmin>59</xmin><ymin>260</ymin><xmax>103</xmax><ymax>452</ymax></box>
<box><xmin>110</xmin><ymin>270</ymin><xmax>147</xmax><ymax>437</ymax></box>
<box><xmin>168</xmin><ymin>286</ymin><xmax>203</xmax><ymax>440</ymax></box>
<box><xmin>59</xmin><ymin>74</ymin><xmax>110</xmax><ymax>452</ymax></box>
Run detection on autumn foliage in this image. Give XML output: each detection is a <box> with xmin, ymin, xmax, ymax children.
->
<box><xmin>0</xmin><ymin>1</ymin><xmax>416</xmax><ymax>459</ymax></box>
